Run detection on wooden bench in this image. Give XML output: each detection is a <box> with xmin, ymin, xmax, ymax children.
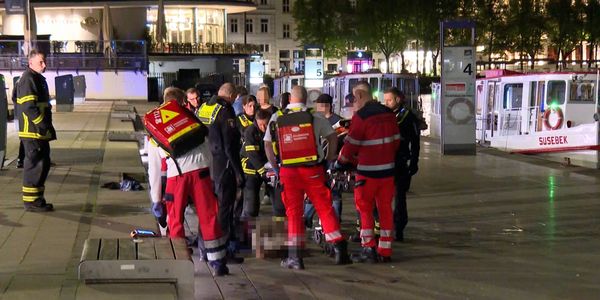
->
<box><xmin>79</xmin><ymin>238</ymin><xmax>193</xmax><ymax>299</ymax></box>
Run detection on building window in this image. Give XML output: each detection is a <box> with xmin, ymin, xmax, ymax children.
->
<box><xmin>283</xmin><ymin>0</ymin><xmax>290</xmax><ymax>13</ymax></box>
<box><xmin>282</xmin><ymin>24</ymin><xmax>290</xmax><ymax>39</ymax></box>
<box><xmin>279</xmin><ymin>50</ymin><xmax>290</xmax><ymax>59</ymax></box>
<box><xmin>260</xmin><ymin>44</ymin><xmax>270</xmax><ymax>53</ymax></box>
<box><xmin>260</xmin><ymin>0</ymin><xmax>268</xmax><ymax>5</ymax></box>
<box><xmin>245</xmin><ymin>19</ymin><xmax>253</xmax><ymax>33</ymax></box>
<box><xmin>261</xmin><ymin>19</ymin><xmax>269</xmax><ymax>33</ymax></box>
<box><xmin>230</xmin><ymin>19</ymin><xmax>238</xmax><ymax>33</ymax></box>
<box><xmin>293</xmin><ymin>50</ymin><xmax>304</xmax><ymax>59</ymax></box>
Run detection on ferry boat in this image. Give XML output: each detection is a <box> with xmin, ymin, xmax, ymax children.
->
<box><xmin>475</xmin><ymin>69</ymin><xmax>600</xmax><ymax>168</ymax></box>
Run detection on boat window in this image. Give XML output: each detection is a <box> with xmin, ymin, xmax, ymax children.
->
<box><xmin>530</xmin><ymin>82</ymin><xmax>537</xmax><ymax>107</ymax></box>
<box><xmin>569</xmin><ymin>81</ymin><xmax>595</xmax><ymax>102</ymax></box>
<box><xmin>404</xmin><ymin>80</ymin><xmax>416</xmax><ymax>97</ymax></box>
<box><xmin>369</xmin><ymin>78</ymin><xmax>378</xmax><ymax>91</ymax></box>
<box><xmin>382</xmin><ymin>78</ymin><xmax>392</xmax><ymax>91</ymax></box>
<box><xmin>396</xmin><ymin>78</ymin><xmax>403</xmax><ymax>88</ymax></box>
<box><xmin>291</xmin><ymin>79</ymin><xmax>299</xmax><ymax>87</ymax></box>
<box><xmin>476</xmin><ymin>83</ymin><xmax>484</xmax><ymax>114</ymax></box>
<box><xmin>546</xmin><ymin>81</ymin><xmax>566</xmax><ymax>105</ymax></box>
<box><xmin>503</xmin><ymin>83</ymin><xmax>523</xmax><ymax>109</ymax></box>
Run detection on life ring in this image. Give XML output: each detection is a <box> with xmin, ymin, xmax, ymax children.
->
<box><xmin>543</xmin><ymin>107</ymin><xmax>563</xmax><ymax>130</ymax></box>
<box><xmin>446</xmin><ymin>97</ymin><xmax>475</xmax><ymax>125</ymax></box>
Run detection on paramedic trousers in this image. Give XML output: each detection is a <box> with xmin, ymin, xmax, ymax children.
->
<box><xmin>280</xmin><ymin>165</ymin><xmax>343</xmax><ymax>249</ymax></box>
<box><xmin>22</xmin><ymin>139</ymin><xmax>51</xmax><ymax>203</ymax></box>
<box><xmin>354</xmin><ymin>175</ymin><xmax>395</xmax><ymax>257</ymax></box>
<box><xmin>164</xmin><ymin>168</ymin><xmax>226</xmax><ymax>262</ymax></box>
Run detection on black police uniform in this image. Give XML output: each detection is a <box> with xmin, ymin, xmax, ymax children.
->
<box><xmin>15</xmin><ymin>67</ymin><xmax>56</xmax><ymax>211</ymax></box>
<box><xmin>393</xmin><ymin>105</ymin><xmax>420</xmax><ymax>241</ymax></box>
<box><xmin>236</xmin><ymin>113</ymin><xmax>254</xmax><ymax>136</ymax></box>
<box><xmin>241</xmin><ymin>123</ymin><xmax>285</xmax><ymax>218</ymax></box>
<box><xmin>197</xmin><ymin>97</ymin><xmax>244</xmax><ymax>241</ymax></box>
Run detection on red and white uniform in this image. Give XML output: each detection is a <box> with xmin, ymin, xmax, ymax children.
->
<box><xmin>147</xmin><ymin>140</ymin><xmax>227</xmax><ymax>262</ymax></box>
<box><xmin>338</xmin><ymin>101</ymin><xmax>400</xmax><ymax>257</ymax></box>
<box><xmin>264</xmin><ymin>103</ymin><xmax>344</xmax><ymax>248</ymax></box>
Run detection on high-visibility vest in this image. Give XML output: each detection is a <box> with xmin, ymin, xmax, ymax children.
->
<box><xmin>197</xmin><ymin>103</ymin><xmax>223</xmax><ymax>125</ymax></box>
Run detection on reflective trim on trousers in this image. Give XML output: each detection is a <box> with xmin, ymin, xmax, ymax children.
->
<box><xmin>357</xmin><ymin>163</ymin><xmax>395</xmax><ymax>171</ymax></box>
<box><xmin>325</xmin><ymin>230</ymin><xmax>342</xmax><ymax>242</ymax></box>
<box><xmin>204</xmin><ymin>236</ymin><xmax>227</xmax><ymax>249</ymax></box>
<box><xmin>360</xmin><ymin>229</ymin><xmax>374</xmax><ymax>236</ymax></box>
<box><xmin>207</xmin><ymin>249</ymin><xmax>226</xmax><ymax>261</ymax></box>
<box><xmin>379</xmin><ymin>229</ymin><xmax>393</xmax><ymax>237</ymax></box>
<box><xmin>379</xmin><ymin>240</ymin><xmax>392</xmax><ymax>249</ymax></box>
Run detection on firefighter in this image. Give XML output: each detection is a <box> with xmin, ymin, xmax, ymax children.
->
<box><xmin>147</xmin><ymin>87</ymin><xmax>228</xmax><ymax>276</ymax></box>
<box><xmin>197</xmin><ymin>82</ymin><xmax>245</xmax><ymax>264</ymax></box>
<box><xmin>16</xmin><ymin>50</ymin><xmax>56</xmax><ymax>212</ymax></box>
<box><xmin>336</xmin><ymin>81</ymin><xmax>400</xmax><ymax>263</ymax></box>
<box><xmin>257</xmin><ymin>86</ymin><xmax>279</xmax><ymax>115</ymax></box>
<box><xmin>383</xmin><ymin>87</ymin><xmax>420</xmax><ymax>242</ymax></box>
<box><xmin>237</xmin><ymin>95</ymin><xmax>256</xmax><ymax>135</ymax></box>
<box><xmin>264</xmin><ymin>85</ymin><xmax>351</xmax><ymax>270</ymax></box>
<box><xmin>240</xmin><ymin>109</ymin><xmax>285</xmax><ymax>218</ymax></box>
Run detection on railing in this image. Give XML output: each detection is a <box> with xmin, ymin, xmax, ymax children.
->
<box><xmin>498</xmin><ymin>107</ymin><xmax>543</xmax><ymax>137</ymax></box>
<box><xmin>0</xmin><ymin>39</ymin><xmax>147</xmax><ymax>71</ymax></box>
<box><xmin>149</xmin><ymin>42</ymin><xmax>260</xmax><ymax>55</ymax></box>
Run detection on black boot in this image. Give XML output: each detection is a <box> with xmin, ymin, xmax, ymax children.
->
<box><xmin>24</xmin><ymin>198</ymin><xmax>53</xmax><ymax>212</ymax></box>
<box><xmin>281</xmin><ymin>247</ymin><xmax>305</xmax><ymax>270</ymax></box>
<box><xmin>209</xmin><ymin>259</ymin><xmax>229</xmax><ymax>276</ymax></box>
<box><xmin>333</xmin><ymin>240</ymin><xmax>352</xmax><ymax>265</ymax></box>
<box><xmin>351</xmin><ymin>247</ymin><xmax>378</xmax><ymax>264</ymax></box>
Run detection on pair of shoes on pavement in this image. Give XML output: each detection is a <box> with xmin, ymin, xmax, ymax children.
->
<box><xmin>24</xmin><ymin>198</ymin><xmax>53</xmax><ymax>212</ymax></box>
<box><xmin>350</xmin><ymin>247</ymin><xmax>392</xmax><ymax>263</ymax></box>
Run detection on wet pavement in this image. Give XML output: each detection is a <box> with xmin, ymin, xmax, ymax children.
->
<box><xmin>0</xmin><ymin>100</ymin><xmax>599</xmax><ymax>299</ymax></box>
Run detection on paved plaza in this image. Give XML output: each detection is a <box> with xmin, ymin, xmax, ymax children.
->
<box><xmin>0</xmin><ymin>100</ymin><xmax>599</xmax><ymax>299</ymax></box>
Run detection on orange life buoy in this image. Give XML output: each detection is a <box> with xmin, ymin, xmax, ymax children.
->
<box><xmin>543</xmin><ymin>107</ymin><xmax>564</xmax><ymax>130</ymax></box>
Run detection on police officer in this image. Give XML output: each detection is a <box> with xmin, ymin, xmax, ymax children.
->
<box><xmin>16</xmin><ymin>50</ymin><xmax>56</xmax><ymax>212</ymax></box>
<box><xmin>264</xmin><ymin>86</ymin><xmax>351</xmax><ymax>270</ymax></box>
<box><xmin>197</xmin><ymin>82</ymin><xmax>245</xmax><ymax>263</ymax></box>
<box><xmin>383</xmin><ymin>87</ymin><xmax>420</xmax><ymax>242</ymax></box>
<box><xmin>237</xmin><ymin>95</ymin><xmax>256</xmax><ymax>135</ymax></box>
<box><xmin>336</xmin><ymin>81</ymin><xmax>400</xmax><ymax>263</ymax></box>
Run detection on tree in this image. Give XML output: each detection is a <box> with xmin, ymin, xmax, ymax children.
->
<box><xmin>581</xmin><ymin>0</ymin><xmax>600</xmax><ymax>68</ymax></box>
<box><xmin>354</xmin><ymin>0</ymin><xmax>411</xmax><ymax>73</ymax></box>
<box><xmin>506</xmin><ymin>0</ymin><xmax>546</xmax><ymax>70</ymax></box>
<box><xmin>292</xmin><ymin>0</ymin><xmax>354</xmax><ymax>58</ymax></box>
<box><xmin>475</xmin><ymin>0</ymin><xmax>509</xmax><ymax>69</ymax></box>
<box><xmin>546</xmin><ymin>0</ymin><xmax>583</xmax><ymax>69</ymax></box>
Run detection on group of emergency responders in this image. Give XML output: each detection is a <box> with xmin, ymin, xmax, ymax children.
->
<box><xmin>144</xmin><ymin>80</ymin><xmax>420</xmax><ymax>275</ymax></box>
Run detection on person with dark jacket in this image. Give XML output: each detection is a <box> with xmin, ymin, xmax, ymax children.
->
<box><xmin>197</xmin><ymin>82</ymin><xmax>245</xmax><ymax>263</ymax></box>
<box><xmin>15</xmin><ymin>49</ymin><xmax>56</xmax><ymax>212</ymax></box>
<box><xmin>384</xmin><ymin>87</ymin><xmax>420</xmax><ymax>242</ymax></box>
<box><xmin>236</xmin><ymin>95</ymin><xmax>256</xmax><ymax>136</ymax></box>
<box><xmin>240</xmin><ymin>109</ymin><xmax>285</xmax><ymax>218</ymax></box>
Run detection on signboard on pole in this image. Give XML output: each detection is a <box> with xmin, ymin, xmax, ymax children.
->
<box><xmin>303</xmin><ymin>45</ymin><xmax>323</xmax><ymax>104</ymax></box>
<box><xmin>440</xmin><ymin>21</ymin><xmax>476</xmax><ymax>155</ymax></box>
<box><xmin>246</xmin><ymin>54</ymin><xmax>264</xmax><ymax>96</ymax></box>
<box><xmin>5</xmin><ymin>0</ymin><xmax>26</xmax><ymax>14</ymax></box>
